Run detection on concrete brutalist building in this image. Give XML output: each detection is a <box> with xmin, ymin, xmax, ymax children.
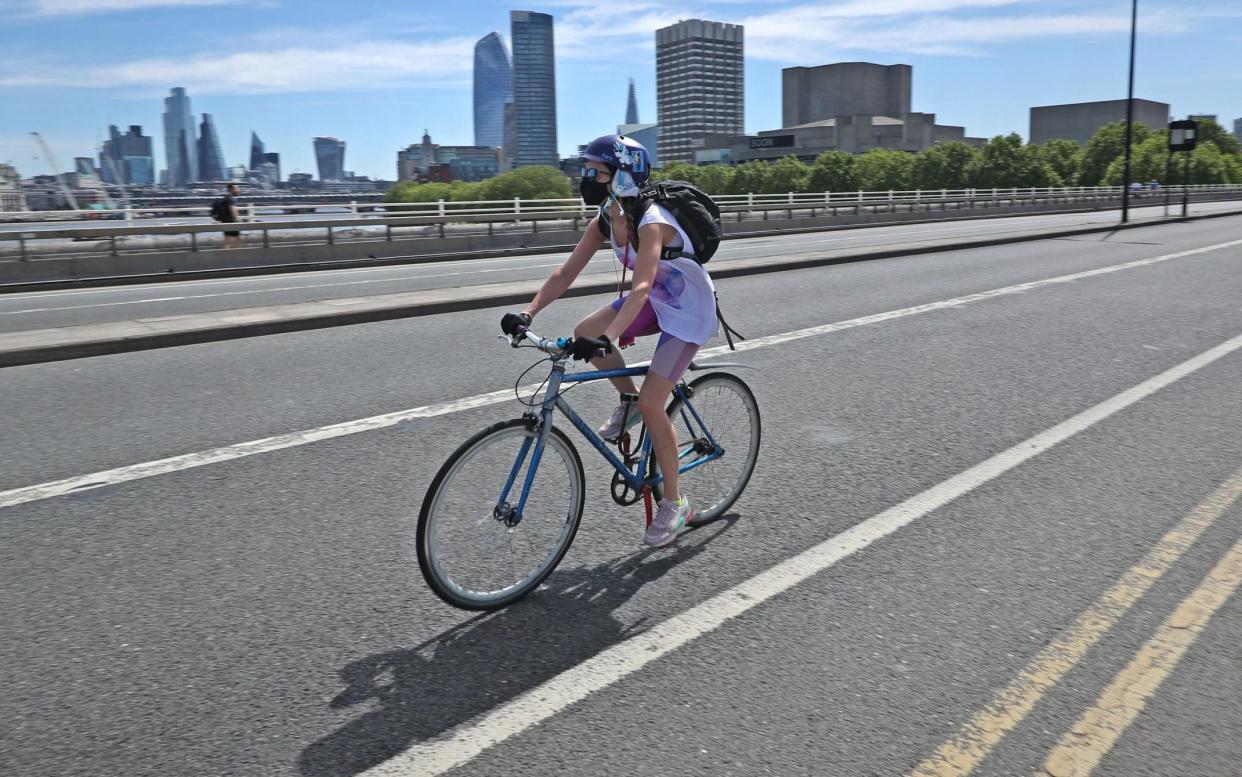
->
<box><xmin>704</xmin><ymin>62</ymin><xmax>983</xmax><ymax>164</ymax></box>
<box><xmin>1029</xmin><ymin>99</ymin><xmax>1170</xmax><ymax>145</ymax></box>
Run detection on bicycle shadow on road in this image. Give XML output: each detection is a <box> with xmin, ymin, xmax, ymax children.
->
<box><xmin>298</xmin><ymin>514</ymin><xmax>738</xmax><ymax>777</ymax></box>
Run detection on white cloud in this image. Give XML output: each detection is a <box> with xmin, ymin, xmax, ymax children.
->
<box><xmin>0</xmin><ymin>38</ymin><xmax>477</xmax><ymax>94</ymax></box>
<box><xmin>742</xmin><ymin>3</ymin><xmax>1194</xmax><ymax>61</ymax></box>
<box><xmin>26</xmin><ymin>0</ymin><xmax>246</xmax><ymax>15</ymax></box>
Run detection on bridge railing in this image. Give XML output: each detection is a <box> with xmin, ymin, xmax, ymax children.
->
<box><xmin>6</xmin><ymin>184</ymin><xmax>1240</xmax><ymax>225</ymax></box>
<box><xmin>3</xmin><ymin>185</ymin><xmax>1240</xmax><ymax>265</ymax></box>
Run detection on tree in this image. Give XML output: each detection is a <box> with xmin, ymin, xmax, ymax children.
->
<box><xmin>693</xmin><ymin>164</ymin><xmax>735</xmax><ymax>195</ymax></box>
<box><xmin>1185</xmin><ymin>143</ymin><xmax>1240</xmax><ymax>184</ymax></box>
<box><xmin>1102</xmin><ymin>132</ymin><xmax>1168</xmax><ymax>185</ymax></box>
<box><xmin>806</xmin><ymin>151</ymin><xmax>857</xmax><ymax>192</ymax></box>
<box><xmin>384</xmin><ymin>181</ymin><xmax>420</xmax><ymax>202</ymax></box>
<box><xmin>853</xmin><ymin>148</ymin><xmax>915</xmax><ymax>191</ymax></box>
<box><xmin>764</xmin><ymin>155</ymin><xmax>810</xmax><ymax>193</ymax></box>
<box><xmin>478</xmin><ymin>165</ymin><xmax>572</xmax><ymax>200</ymax></box>
<box><xmin>1191</xmin><ymin>117</ymin><xmax>1241</xmax><ymax>156</ymax></box>
<box><xmin>392</xmin><ymin>182</ymin><xmax>453</xmax><ymax>203</ymax></box>
<box><xmin>727</xmin><ymin>160</ymin><xmax>773</xmax><ymax>195</ymax></box>
<box><xmin>1036</xmin><ymin>139</ymin><xmax>1083</xmax><ymax>186</ymax></box>
<box><xmin>968</xmin><ymin>133</ymin><xmax>1060</xmax><ymax>189</ymax></box>
<box><xmin>912</xmin><ymin>142</ymin><xmax>979</xmax><ymax>189</ymax></box>
<box><xmin>651</xmin><ymin>162</ymin><xmax>699</xmax><ymax>185</ymax></box>
<box><xmin>448</xmin><ymin>181</ymin><xmax>483</xmax><ymax>202</ymax></box>
<box><xmin>1078</xmin><ymin>120</ymin><xmax>1154</xmax><ymax>186</ymax></box>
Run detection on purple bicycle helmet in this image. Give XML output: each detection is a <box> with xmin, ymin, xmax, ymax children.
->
<box><xmin>582</xmin><ymin>134</ymin><xmax>650</xmax><ymax>197</ymax></box>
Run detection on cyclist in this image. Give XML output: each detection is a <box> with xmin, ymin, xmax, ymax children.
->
<box><xmin>501</xmin><ymin>134</ymin><xmax>717</xmax><ymax>547</ymax></box>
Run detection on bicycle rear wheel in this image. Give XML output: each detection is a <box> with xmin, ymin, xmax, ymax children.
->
<box><xmin>650</xmin><ymin>372</ymin><xmax>761</xmax><ymax>525</ymax></box>
<box><xmin>418</xmin><ymin>418</ymin><xmax>585</xmax><ymax>610</ymax></box>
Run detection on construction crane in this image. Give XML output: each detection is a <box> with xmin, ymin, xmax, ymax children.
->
<box><xmin>30</xmin><ymin>131</ymin><xmax>80</xmax><ymax>211</ymax></box>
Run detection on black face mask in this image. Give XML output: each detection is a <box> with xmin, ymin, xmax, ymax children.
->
<box><xmin>580</xmin><ymin>177</ymin><xmax>610</xmax><ymax>206</ymax></box>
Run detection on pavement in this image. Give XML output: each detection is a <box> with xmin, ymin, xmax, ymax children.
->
<box><xmin>2</xmin><ymin>201</ymin><xmax>1241</xmax><ymax>367</ymax></box>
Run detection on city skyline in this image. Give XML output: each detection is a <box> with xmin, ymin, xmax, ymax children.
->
<box><xmin>2</xmin><ymin>1</ymin><xmax>1241</xmax><ymax>180</ymax></box>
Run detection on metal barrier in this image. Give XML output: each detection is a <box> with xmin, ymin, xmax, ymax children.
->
<box><xmin>2</xmin><ymin>185</ymin><xmax>1240</xmax><ymax>264</ymax></box>
<box><xmin>6</xmin><ymin>184</ymin><xmax>1240</xmax><ymax>226</ymax></box>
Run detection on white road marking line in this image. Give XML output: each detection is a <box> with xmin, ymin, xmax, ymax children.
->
<box><xmin>1</xmin><ymin>236</ymin><xmax>1239</xmax><ymax>511</ymax></box>
<box><xmin>358</xmin><ymin>329</ymin><xmax>1242</xmax><ymax>777</ymax></box>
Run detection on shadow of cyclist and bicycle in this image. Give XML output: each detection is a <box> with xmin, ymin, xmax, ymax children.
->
<box><xmin>298</xmin><ymin>513</ymin><xmax>739</xmax><ymax>777</ymax></box>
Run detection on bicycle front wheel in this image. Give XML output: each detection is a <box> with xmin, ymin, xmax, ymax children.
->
<box><xmin>651</xmin><ymin>372</ymin><xmax>761</xmax><ymax>525</ymax></box>
<box><xmin>417</xmin><ymin>418</ymin><xmax>585</xmax><ymax>610</ymax></box>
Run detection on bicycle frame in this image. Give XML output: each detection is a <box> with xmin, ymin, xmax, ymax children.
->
<box><xmin>496</xmin><ymin>358</ymin><xmax>726</xmax><ymax>523</ymax></box>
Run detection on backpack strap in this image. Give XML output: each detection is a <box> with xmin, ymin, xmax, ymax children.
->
<box><xmin>714</xmin><ymin>292</ymin><xmax>745</xmax><ymax>351</ymax></box>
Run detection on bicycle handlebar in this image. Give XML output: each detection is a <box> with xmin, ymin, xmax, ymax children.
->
<box><xmin>502</xmin><ymin>327</ymin><xmax>612</xmax><ymax>360</ymax></box>
<box><xmin>503</xmin><ymin>326</ymin><xmax>571</xmax><ymax>357</ymax></box>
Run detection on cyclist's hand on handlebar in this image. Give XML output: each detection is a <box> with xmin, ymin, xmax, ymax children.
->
<box><xmin>567</xmin><ymin>334</ymin><xmax>612</xmax><ymax>361</ymax></box>
<box><xmin>501</xmin><ymin>311</ymin><xmax>532</xmax><ymax>336</ymax></box>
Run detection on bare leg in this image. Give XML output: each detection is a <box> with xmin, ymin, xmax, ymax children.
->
<box><xmin>575</xmin><ymin>306</ymin><xmax>638</xmax><ymax>395</ymax></box>
<box><xmin>638</xmin><ymin>371</ymin><xmax>679</xmax><ymax>502</ymax></box>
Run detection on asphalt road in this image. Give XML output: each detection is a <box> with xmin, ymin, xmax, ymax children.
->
<box><xmin>2</xmin><ymin>199</ymin><xmax>1239</xmax><ymax>334</ymax></box>
<box><xmin>2</xmin><ymin>214</ymin><xmax>1241</xmax><ymax>776</ymax></box>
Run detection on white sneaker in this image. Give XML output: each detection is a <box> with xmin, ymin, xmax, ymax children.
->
<box><xmin>597</xmin><ymin>399</ymin><xmax>641</xmax><ymax>440</ymax></box>
<box><xmin>645</xmin><ymin>496</ymin><xmax>693</xmax><ymax>547</ymax></box>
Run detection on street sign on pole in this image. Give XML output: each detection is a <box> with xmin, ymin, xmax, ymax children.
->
<box><xmin>1168</xmin><ymin>119</ymin><xmax>1198</xmax><ymax>152</ymax></box>
<box><xmin>1167</xmin><ymin>120</ymin><xmax>1198</xmax><ymax>218</ymax></box>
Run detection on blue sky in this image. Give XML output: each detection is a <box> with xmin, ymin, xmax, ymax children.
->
<box><xmin>2</xmin><ymin>0</ymin><xmax>1240</xmax><ymax>181</ymax></box>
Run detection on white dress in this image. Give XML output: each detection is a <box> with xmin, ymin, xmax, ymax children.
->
<box><xmin>609</xmin><ymin>203</ymin><xmax>718</xmax><ymax>346</ymax></box>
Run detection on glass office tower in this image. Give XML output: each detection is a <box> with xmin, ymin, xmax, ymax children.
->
<box><xmin>473</xmin><ymin>32</ymin><xmax>513</xmax><ymax>149</ymax></box>
<box><xmin>197</xmin><ymin>114</ymin><xmax>228</xmax><ymax>183</ymax></box>
<box><xmin>162</xmin><ymin>87</ymin><xmax>198</xmax><ymax>186</ymax></box>
<box><xmin>313</xmin><ymin>136</ymin><xmax>346</xmax><ymax>181</ymax></box>
<box><xmin>510</xmin><ymin>11</ymin><xmax>558</xmax><ymax>167</ymax></box>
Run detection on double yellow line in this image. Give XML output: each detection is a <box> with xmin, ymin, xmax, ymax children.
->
<box><xmin>912</xmin><ymin>466</ymin><xmax>1242</xmax><ymax>777</ymax></box>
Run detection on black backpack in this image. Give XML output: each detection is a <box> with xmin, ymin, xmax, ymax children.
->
<box><xmin>598</xmin><ymin>180</ymin><xmax>744</xmax><ymax>348</ymax></box>
<box><xmin>600</xmin><ymin>180</ymin><xmax>722</xmax><ymax>263</ymax></box>
<box><xmin>210</xmin><ymin>197</ymin><xmax>230</xmax><ymax>222</ymax></box>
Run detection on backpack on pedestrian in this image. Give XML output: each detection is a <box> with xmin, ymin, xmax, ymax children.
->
<box><xmin>210</xmin><ymin>197</ymin><xmax>230</xmax><ymax>222</ymax></box>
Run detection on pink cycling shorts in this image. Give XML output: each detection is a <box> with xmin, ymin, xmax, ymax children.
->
<box><xmin>609</xmin><ymin>296</ymin><xmax>698</xmax><ymax>382</ymax></box>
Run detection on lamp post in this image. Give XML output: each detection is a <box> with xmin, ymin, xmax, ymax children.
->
<box><xmin>1120</xmin><ymin>0</ymin><xmax>1138</xmax><ymax>223</ymax></box>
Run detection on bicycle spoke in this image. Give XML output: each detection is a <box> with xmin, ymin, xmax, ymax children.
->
<box><xmin>419</xmin><ymin>422</ymin><xmax>584</xmax><ymax>609</ymax></box>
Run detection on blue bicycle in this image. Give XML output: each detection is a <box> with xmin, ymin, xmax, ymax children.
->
<box><xmin>417</xmin><ymin>326</ymin><xmax>761</xmax><ymax>610</ymax></box>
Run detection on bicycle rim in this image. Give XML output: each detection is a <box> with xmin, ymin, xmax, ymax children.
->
<box><xmin>418</xmin><ymin>420</ymin><xmax>584</xmax><ymax>610</ymax></box>
<box><xmin>652</xmin><ymin>372</ymin><xmax>761</xmax><ymax>524</ymax></box>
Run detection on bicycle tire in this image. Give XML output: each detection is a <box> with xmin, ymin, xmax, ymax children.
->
<box><xmin>418</xmin><ymin>418</ymin><xmax>585</xmax><ymax>610</ymax></box>
<box><xmin>650</xmin><ymin>372</ymin><xmax>761</xmax><ymax>525</ymax></box>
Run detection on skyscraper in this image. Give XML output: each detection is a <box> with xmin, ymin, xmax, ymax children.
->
<box><xmin>261</xmin><ymin>152</ymin><xmax>281</xmax><ymax>185</ymax></box>
<box><xmin>102</xmin><ymin>125</ymin><xmax>155</xmax><ymax>185</ymax></box>
<box><xmin>162</xmin><ymin>87</ymin><xmax>198</xmax><ymax>186</ymax></box>
<box><xmin>510</xmin><ymin>10</ymin><xmax>558</xmax><ymax>167</ymax></box>
<box><xmin>249</xmin><ymin>131</ymin><xmax>266</xmax><ymax>171</ymax></box>
<box><xmin>121</xmin><ymin>125</ymin><xmax>156</xmax><ymax>186</ymax></box>
<box><xmin>474</xmin><ymin>32</ymin><xmax>514</xmax><ymax>149</ymax></box>
<box><xmin>100</xmin><ymin>125</ymin><xmax>123</xmax><ymax>185</ymax></box>
<box><xmin>1234</xmin><ymin>118</ymin><xmax>1242</xmax><ymax>144</ymax></box>
<box><xmin>197</xmin><ymin>113</ymin><xmax>228</xmax><ymax>183</ymax></box>
<box><xmin>655</xmin><ymin>19</ymin><xmax>744</xmax><ymax>164</ymax></box>
<box><xmin>626</xmin><ymin>78</ymin><xmax>639</xmax><ymax>125</ymax></box>
<box><xmin>313</xmin><ymin>136</ymin><xmax>346</xmax><ymax>181</ymax></box>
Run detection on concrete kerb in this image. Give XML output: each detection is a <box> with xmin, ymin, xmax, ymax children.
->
<box><xmin>2</xmin><ymin>207</ymin><xmax>1240</xmax><ymax>369</ymax></box>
